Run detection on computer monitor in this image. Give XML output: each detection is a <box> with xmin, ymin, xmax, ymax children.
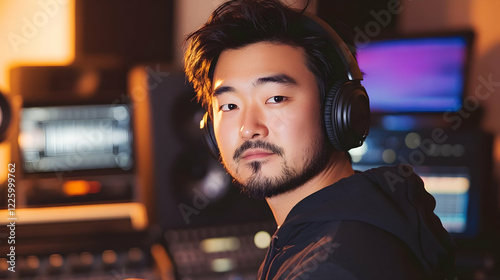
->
<box><xmin>18</xmin><ymin>104</ymin><xmax>133</xmax><ymax>174</ymax></box>
<box><xmin>356</xmin><ymin>32</ymin><xmax>472</xmax><ymax>113</ymax></box>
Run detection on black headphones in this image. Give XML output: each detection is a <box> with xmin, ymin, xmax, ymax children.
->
<box><xmin>200</xmin><ymin>11</ymin><xmax>370</xmax><ymax>158</ymax></box>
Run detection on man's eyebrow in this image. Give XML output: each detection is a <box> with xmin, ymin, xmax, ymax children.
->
<box><xmin>213</xmin><ymin>74</ymin><xmax>296</xmax><ymax>96</ymax></box>
<box><xmin>213</xmin><ymin>85</ymin><xmax>235</xmax><ymax>96</ymax></box>
<box><xmin>254</xmin><ymin>74</ymin><xmax>297</xmax><ymax>86</ymax></box>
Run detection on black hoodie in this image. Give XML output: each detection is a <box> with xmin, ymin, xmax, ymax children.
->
<box><xmin>257</xmin><ymin>164</ymin><xmax>456</xmax><ymax>280</ymax></box>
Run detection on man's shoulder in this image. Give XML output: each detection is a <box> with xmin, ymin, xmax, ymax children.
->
<box><xmin>332</xmin><ymin>220</ymin><xmax>429</xmax><ymax>279</ymax></box>
<box><xmin>273</xmin><ymin>220</ymin><xmax>428</xmax><ymax>280</ymax></box>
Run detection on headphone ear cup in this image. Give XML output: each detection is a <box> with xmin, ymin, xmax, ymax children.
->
<box><xmin>324</xmin><ymin>81</ymin><xmax>370</xmax><ymax>151</ymax></box>
<box><xmin>201</xmin><ymin>112</ymin><xmax>221</xmax><ymax>159</ymax></box>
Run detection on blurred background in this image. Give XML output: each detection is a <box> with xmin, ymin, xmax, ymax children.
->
<box><xmin>0</xmin><ymin>0</ymin><xmax>499</xmax><ymax>279</ymax></box>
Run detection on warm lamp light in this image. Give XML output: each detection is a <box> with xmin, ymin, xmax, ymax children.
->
<box><xmin>0</xmin><ymin>0</ymin><xmax>75</xmax><ymax>92</ymax></box>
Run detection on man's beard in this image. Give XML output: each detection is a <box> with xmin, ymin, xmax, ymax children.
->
<box><xmin>225</xmin><ymin>139</ymin><xmax>331</xmax><ymax>201</ymax></box>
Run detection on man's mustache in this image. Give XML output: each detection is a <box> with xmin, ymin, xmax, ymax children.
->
<box><xmin>233</xmin><ymin>140</ymin><xmax>284</xmax><ymax>161</ymax></box>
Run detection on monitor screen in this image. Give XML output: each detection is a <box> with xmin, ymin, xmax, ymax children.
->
<box><xmin>356</xmin><ymin>35</ymin><xmax>470</xmax><ymax>113</ymax></box>
<box><xmin>19</xmin><ymin>104</ymin><xmax>133</xmax><ymax>173</ymax></box>
<box><xmin>420</xmin><ymin>170</ymin><xmax>471</xmax><ymax>234</ymax></box>
<box><xmin>352</xmin><ymin>163</ymin><xmax>473</xmax><ymax>236</ymax></box>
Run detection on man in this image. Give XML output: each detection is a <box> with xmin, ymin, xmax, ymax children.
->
<box><xmin>184</xmin><ymin>0</ymin><xmax>456</xmax><ymax>279</ymax></box>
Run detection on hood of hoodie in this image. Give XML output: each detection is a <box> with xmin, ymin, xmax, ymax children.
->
<box><xmin>277</xmin><ymin>164</ymin><xmax>456</xmax><ymax>275</ymax></box>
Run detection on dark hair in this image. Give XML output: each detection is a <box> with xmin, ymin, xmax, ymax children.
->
<box><xmin>184</xmin><ymin>0</ymin><xmax>355</xmax><ymax>113</ymax></box>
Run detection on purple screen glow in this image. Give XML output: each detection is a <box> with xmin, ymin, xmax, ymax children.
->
<box><xmin>357</xmin><ymin>36</ymin><xmax>468</xmax><ymax>113</ymax></box>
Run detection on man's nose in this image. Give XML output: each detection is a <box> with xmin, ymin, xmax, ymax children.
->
<box><xmin>239</xmin><ymin>107</ymin><xmax>269</xmax><ymax>140</ymax></box>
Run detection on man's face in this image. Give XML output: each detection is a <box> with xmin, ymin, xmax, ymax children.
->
<box><xmin>211</xmin><ymin>42</ymin><xmax>331</xmax><ymax>200</ymax></box>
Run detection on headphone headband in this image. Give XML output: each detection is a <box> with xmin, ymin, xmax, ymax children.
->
<box><xmin>299</xmin><ymin>11</ymin><xmax>363</xmax><ymax>82</ymax></box>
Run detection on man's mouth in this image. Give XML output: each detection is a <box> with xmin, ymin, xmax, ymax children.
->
<box><xmin>241</xmin><ymin>149</ymin><xmax>275</xmax><ymax>161</ymax></box>
<box><xmin>233</xmin><ymin>140</ymin><xmax>284</xmax><ymax>162</ymax></box>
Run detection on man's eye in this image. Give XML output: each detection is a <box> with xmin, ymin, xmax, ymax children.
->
<box><xmin>266</xmin><ymin>96</ymin><xmax>287</xmax><ymax>104</ymax></box>
<box><xmin>220</xmin><ymin>104</ymin><xmax>238</xmax><ymax>111</ymax></box>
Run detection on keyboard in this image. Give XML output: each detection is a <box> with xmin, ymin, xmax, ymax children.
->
<box><xmin>164</xmin><ymin>220</ymin><xmax>277</xmax><ymax>280</ymax></box>
<box><xmin>0</xmin><ymin>247</ymin><xmax>157</xmax><ymax>280</ymax></box>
